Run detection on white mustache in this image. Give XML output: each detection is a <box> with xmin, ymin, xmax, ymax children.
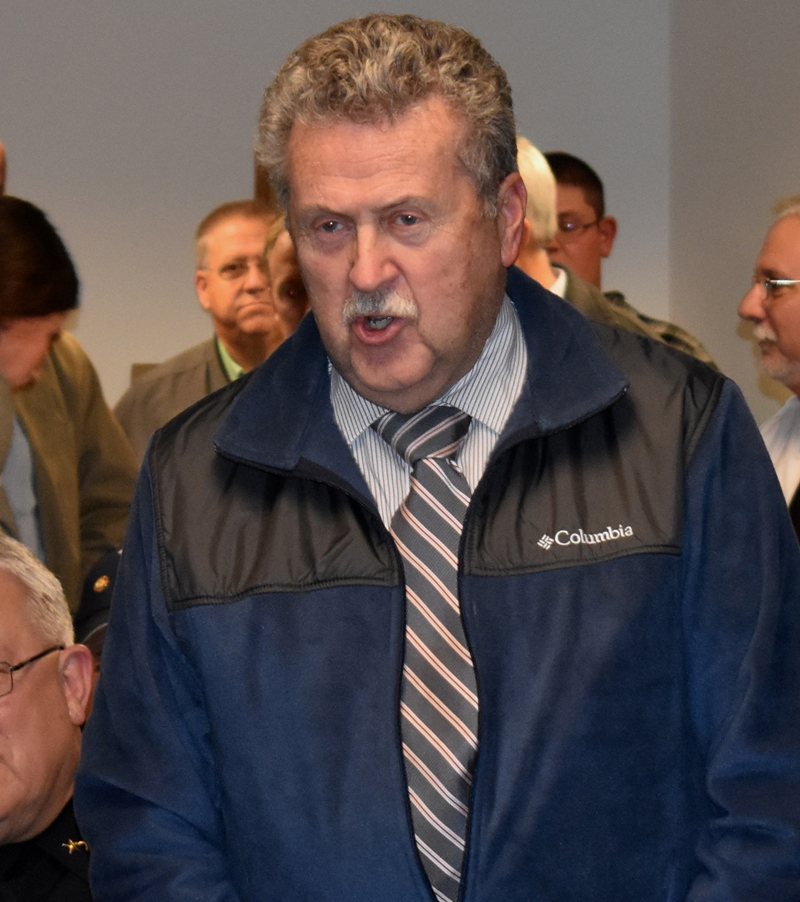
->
<box><xmin>754</xmin><ymin>323</ymin><xmax>778</xmax><ymax>344</ymax></box>
<box><xmin>342</xmin><ymin>289</ymin><xmax>419</xmax><ymax>326</ymax></box>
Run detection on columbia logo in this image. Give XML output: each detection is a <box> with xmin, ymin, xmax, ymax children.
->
<box><xmin>538</xmin><ymin>525</ymin><xmax>634</xmax><ymax>550</ymax></box>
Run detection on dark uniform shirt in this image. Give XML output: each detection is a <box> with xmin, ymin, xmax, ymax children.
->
<box><xmin>0</xmin><ymin>799</ymin><xmax>91</xmax><ymax>902</ymax></box>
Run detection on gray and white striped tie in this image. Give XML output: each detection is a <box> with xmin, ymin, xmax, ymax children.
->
<box><xmin>373</xmin><ymin>405</ymin><xmax>477</xmax><ymax>902</ymax></box>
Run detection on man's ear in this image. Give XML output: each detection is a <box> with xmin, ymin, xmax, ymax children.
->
<box><xmin>497</xmin><ymin>172</ymin><xmax>528</xmax><ymax>268</ymax></box>
<box><xmin>59</xmin><ymin>644</ymin><xmax>95</xmax><ymax>727</ymax></box>
<box><xmin>598</xmin><ymin>215</ymin><xmax>617</xmax><ymax>258</ymax></box>
<box><xmin>195</xmin><ymin>270</ymin><xmax>211</xmax><ymax>312</ymax></box>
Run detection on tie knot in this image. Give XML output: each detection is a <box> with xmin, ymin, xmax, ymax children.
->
<box><xmin>373</xmin><ymin>406</ymin><xmax>471</xmax><ymax>466</ymax></box>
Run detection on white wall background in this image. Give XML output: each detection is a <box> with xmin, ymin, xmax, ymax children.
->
<box><xmin>1</xmin><ymin>0</ymin><xmax>794</xmax><ymax>425</ymax></box>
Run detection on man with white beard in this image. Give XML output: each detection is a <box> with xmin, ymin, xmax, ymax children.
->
<box><xmin>739</xmin><ymin>195</ymin><xmax>800</xmax><ymax>538</ymax></box>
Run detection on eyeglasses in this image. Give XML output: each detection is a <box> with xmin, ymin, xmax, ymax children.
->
<box><xmin>0</xmin><ymin>646</ymin><xmax>64</xmax><ymax>698</ymax></box>
<box><xmin>555</xmin><ymin>218</ymin><xmax>600</xmax><ymax>244</ymax></box>
<box><xmin>757</xmin><ymin>279</ymin><xmax>800</xmax><ymax>301</ymax></box>
<box><xmin>201</xmin><ymin>258</ymin><xmax>269</xmax><ymax>282</ymax></box>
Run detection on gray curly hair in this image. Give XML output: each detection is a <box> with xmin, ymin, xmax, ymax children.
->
<box><xmin>256</xmin><ymin>14</ymin><xmax>517</xmax><ymax>216</ymax></box>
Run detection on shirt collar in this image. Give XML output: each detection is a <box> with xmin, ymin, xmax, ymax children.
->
<box><xmin>549</xmin><ymin>266</ymin><xmax>568</xmax><ymax>298</ymax></box>
<box><xmin>331</xmin><ymin>295</ymin><xmax>526</xmax><ymax>448</ymax></box>
<box><xmin>215</xmin><ymin>338</ymin><xmax>245</xmax><ymax>383</ymax></box>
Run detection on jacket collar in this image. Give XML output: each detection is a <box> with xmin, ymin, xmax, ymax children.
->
<box><xmin>502</xmin><ymin>266</ymin><xmax>628</xmax><ymax>440</ymax></box>
<box><xmin>214</xmin><ymin>266</ymin><xmax>628</xmax><ymax>475</ymax></box>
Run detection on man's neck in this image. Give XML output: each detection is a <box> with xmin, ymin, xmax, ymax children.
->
<box><xmin>216</xmin><ymin>332</ymin><xmax>278</xmax><ymax>374</ymax></box>
<box><xmin>515</xmin><ymin>246</ymin><xmax>558</xmax><ymax>291</ymax></box>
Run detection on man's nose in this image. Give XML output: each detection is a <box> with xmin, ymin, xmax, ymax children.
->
<box><xmin>244</xmin><ymin>260</ymin><xmax>268</xmax><ymax>291</ymax></box>
<box><xmin>349</xmin><ymin>229</ymin><xmax>396</xmax><ymax>292</ymax></box>
<box><xmin>738</xmin><ymin>282</ymin><xmax>766</xmax><ymax>322</ymax></box>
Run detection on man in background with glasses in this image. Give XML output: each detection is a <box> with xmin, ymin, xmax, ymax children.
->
<box><xmin>545</xmin><ymin>150</ymin><xmax>715</xmax><ymax>365</ymax></box>
<box><xmin>739</xmin><ymin>196</ymin><xmax>800</xmax><ymax>539</ymax></box>
<box><xmin>114</xmin><ymin>200</ymin><xmax>309</xmax><ymax>461</ymax></box>
<box><xmin>516</xmin><ymin>138</ymin><xmax>679</xmax><ymax>344</ymax></box>
<box><xmin>0</xmin><ymin>536</ymin><xmax>94</xmax><ymax>901</ymax></box>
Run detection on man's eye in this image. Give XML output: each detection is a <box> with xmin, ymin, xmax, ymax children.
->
<box><xmin>318</xmin><ymin>220</ymin><xmax>341</xmax><ymax>233</ymax></box>
<box><xmin>396</xmin><ymin>214</ymin><xmax>420</xmax><ymax>227</ymax></box>
<box><xmin>220</xmin><ymin>263</ymin><xmax>247</xmax><ymax>279</ymax></box>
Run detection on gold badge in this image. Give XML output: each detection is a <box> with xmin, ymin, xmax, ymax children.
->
<box><xmin>93</xmin><ymin>575</ymin><xmax>110</xmax><ymax>593</ymax></box>
<box><xmin>62</xmin><ymin>839</ymin><xmax>89</xmax><ymax>854</ymax></box>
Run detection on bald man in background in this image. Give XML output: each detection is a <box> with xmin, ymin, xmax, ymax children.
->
<box><xmin>115</xmin><ymin>202</ymin><xmax>308</xmax><ymax>460</ymax></box>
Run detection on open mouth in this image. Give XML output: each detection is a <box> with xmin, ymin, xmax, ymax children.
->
<box><xmin>364</xmin><ymin>315</ymin><xmax>394</xmax><ymax>331</ymax></box>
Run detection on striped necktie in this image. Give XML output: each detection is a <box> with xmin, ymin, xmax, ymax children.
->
<box><xmin>373</xmin><ymin>405</ymin><xmax>478</xmax><ymax>902</ymax></box>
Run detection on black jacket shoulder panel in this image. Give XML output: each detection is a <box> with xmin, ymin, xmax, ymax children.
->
<box><xmin>589</xmin><ymin>320</ymin><xmax>725</xmax><ymax>465</ymax></box>
<box><xmin>463</xmin><ymin>321</ymin><xmax>726</xmax><ymax>576</ymax></box>
<box><xmin>148</xmin><ymin>374</ymin><xmax>398</xmax><ymax>612</ymax></box>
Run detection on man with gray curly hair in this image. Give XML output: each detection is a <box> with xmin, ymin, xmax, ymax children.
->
<box><xmin>77</xmin><ymin>13</ymin><xmax>800</xmax><ymax>902</ymax></box>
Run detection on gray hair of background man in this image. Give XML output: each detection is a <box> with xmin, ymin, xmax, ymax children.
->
<box><xmin>0</xmin><ymin>536</ymin><xmax>74</xmax><ymax>647</ymax></box>
<box><xmin>256</xmin><ymin>13</ymin><xmax>517</xmax><ymax>216</ymax></box>
<box><xmin>193</xmin><ymin>199</ymin><xmax>279</xmax><ymax>270</ymax></box>
<box><xmin>516</xmin><ymin>137</ymin><xmax>557</xmax><ymax>245</ymax></box>
<box><xmin>774</xmin><ymin>195</ymin><xmax>800</xmax><ymax>221</ymax></box>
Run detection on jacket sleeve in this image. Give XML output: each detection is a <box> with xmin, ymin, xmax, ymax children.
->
<box><xmin>681</xmin><ymin>379</ymin><xmax>800</xmax><ymax>900</ymax></box>
<box><xmin>54</xmin><ymin>335</ymin><xmax>139</xmax><ymax>574</ymax></box>
<box><xmin>14</xmin><ymin>333</ymin><xmax>138</xmax><ymax>611</ymax></box>
<box><xmin>73</xmin><ymin>459</ymin><xmax>242</xmax><ymax>901</ymax></box>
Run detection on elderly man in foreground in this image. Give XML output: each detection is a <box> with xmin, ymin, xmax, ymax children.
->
<box><xmin>0</xmin><ymin>536</ymin><xmax>94</xmax><ymax>901</ymax></box>
<box><xmin>76</xmin><ymin>14</ymin><xmax>800</xmax><ymax>902</ymax></box>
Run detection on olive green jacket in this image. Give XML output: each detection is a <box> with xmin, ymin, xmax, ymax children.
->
<box><xmin>0</xmin><ymin>333</ymin><xmax>137</xmax><ymax>611</ymax></box>
<box><xmin>114</xmin><ymin>339</ymin><xmax>229</xmax><ymax>464</ymax></box>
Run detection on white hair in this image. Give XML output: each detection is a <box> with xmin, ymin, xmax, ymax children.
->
<box><xmin>516</xmin><ymin>136</ymin><xmax>557</xmax><ymax>245</ymax></box>
<box><xmin>0</xmin><ymin>536</ymin><xmax>73</xmax><ymax>646</ymax></box>
<box><xmin>774</xmin><ymin>195</ymin><xmax>800</xmax><ymax>223</ymax></box>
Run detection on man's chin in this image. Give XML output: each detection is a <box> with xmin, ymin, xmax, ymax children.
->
<box><xmin>8</xmin><ymin>376</ymin><xmax>37</xmax><ymax>393</ymax></box>
<box><xmin>236</xmin><ymin>312</ymin><xmax>278</xmax><ymax>334</ymax></box>
<box><xmin>760</xmin><ymin>348</ymin><xmax>800</xmax><ymax>390</ymax></box>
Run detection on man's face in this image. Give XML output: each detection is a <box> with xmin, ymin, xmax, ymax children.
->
<box><xmin>286</xmin><ymin>96</ymin><xmax>525</xmax><ymax>413</ymax></box>
<box><xmin>0</xmin><ymin>573</ymin><xmax>87</xmax><ymax>844</ymax></box>
<box><xmin>266</xmin><ymin>229</ymin><xmax>309</xmax><ymax>340</ymax></box>
<box><xmin>0</xmin><ymin>312</ymin><xmax>67</xmax><ymax>391</ymax></box>
<box><xmin>545</xmin><ymin>184</ymin><xmax>616</xmax><ymax>289</ymax></box>
<box><xmin>738</xmin><ymin>216</ymin><xmax>800</xmax><ymax>395</ymax></box>
<box><xmin>195</xmin><ymin>216</ymin><xmax>275</xmax><ymax>344</ymax></box>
